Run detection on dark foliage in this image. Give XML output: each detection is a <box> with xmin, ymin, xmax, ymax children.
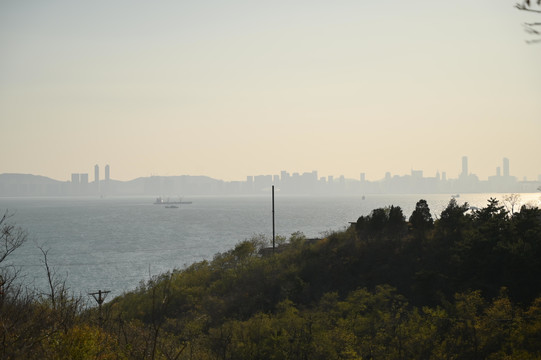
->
<box><xmin>3</xmin><ymin>198</ymin><xmax>541</xmax><ymax>359</ymax></box>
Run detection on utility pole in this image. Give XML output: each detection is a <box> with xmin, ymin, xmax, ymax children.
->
<box><xmin>272</xmin><ymin>185</ymin><xmax>275</xmax><ymax>254</ymax></box>
<box><xmin>89</xmin><ymin>289</ymin><xmax>110</xmax><ymax>326</ymax></box>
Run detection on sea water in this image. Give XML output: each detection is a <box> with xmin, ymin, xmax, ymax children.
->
<box><xmin>1</xmin><ymin>193</ymin><xmax>539</xmax><ymax>300</ymax></box>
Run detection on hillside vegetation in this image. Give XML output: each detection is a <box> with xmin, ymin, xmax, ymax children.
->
<box><xmin>2</xmin><ymin>198</ymin><xmax>541</xmax><ymax>359</ymax></box>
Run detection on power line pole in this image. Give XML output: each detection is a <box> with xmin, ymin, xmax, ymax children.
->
<box><xmin>272</xmin><ymin>185</ymin><xmax>275</xmax><ymax>254</ymax></box>
<box><xmin>89</xmin><ymin>289</ymin><xmax>110</xmax><ymax>326</ymax></box>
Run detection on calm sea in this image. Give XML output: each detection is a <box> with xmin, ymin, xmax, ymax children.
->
<box><xmin>1</xmin><ymin>193</ymin><xmax>539</xmax><ymax>300</ymax></box>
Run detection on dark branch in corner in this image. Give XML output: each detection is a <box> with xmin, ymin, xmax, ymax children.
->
<box><xmin>516</xmin><ymin>6</ymin><xmax>541</xmax><ymax>13</ymax></box>
<box><xmin>516</xmin><ymin>1</ymin><xmax>541</xmax><ymax>43</ymax></box>
<box><xmin>515</xmin><ymin>1</ymin><xmax>541</xmax><ymax>13</ymax></box>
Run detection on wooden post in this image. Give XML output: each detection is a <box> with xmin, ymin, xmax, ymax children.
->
<box><xmin>272</xmin><ymin>185</ymin><xmax>275</xmax><ymax>254</ymax></box>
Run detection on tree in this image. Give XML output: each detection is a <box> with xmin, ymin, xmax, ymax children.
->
<box><xmin>502</xmin><ymin>193</ymin><xmax>522</xmax><ymax>214</ymax></box>
<box><xmin>356</xmin><ymin>206</ymin><xmax>407</xmax><ymax>237</ymax></box>
<box><xmin>409</xmin><ymin>199</ymin><xmax>434</xmax><ymax>233</ymax></box>
<box><xmin>369</xmin><ymin>208</ymin><xmax>389</xmax><ymax>233</ymax></box>
<box><xmin>0</xmin><ymin>215</ymin><xmax>88</xmax><ymax>359</ymax></box>
<box><xmin>436</xmin><ymin>198</ymin><xmax>470</xmax><ymax>241</ymax></box>
<box><xmin>0</xmin><ymin>210</ymin><xmax>27</xmax><ymax>306</ymax></box>
<box><xmin>473</xmin><ymin>198</ymin><xmax>508</xmax><ymax>225</ymax></box>
<box><xmin>0</xmin><ymin>211</ymin><xmax>27</xmax><ymax>264</ymax></box>
<box><xmin>388</xmin><ymin>206</ymin><xmax>407</xmax><ymax>235</ymax></box>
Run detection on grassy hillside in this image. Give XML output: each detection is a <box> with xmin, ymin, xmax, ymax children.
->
<box><xmin>2</xmin><ymin>198</ymin><xmax>541</xmax><ymax>359</ymax></box>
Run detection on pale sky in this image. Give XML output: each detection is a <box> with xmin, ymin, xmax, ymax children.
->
<box><xmin>1</xmin><ymin>0</ymin><xmax>540</xmax><ymax>182</ymax></box>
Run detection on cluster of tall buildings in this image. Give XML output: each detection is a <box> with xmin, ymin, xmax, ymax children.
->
<box><xmin>239</xmin><ymin>156</ymin><xmax>538</xmax><ymax>195</ymax></box>
<box><xmin>1</xmin><ymin>157</ymin><xmax>540</xmax><ymax>197</ymax></box>
<box><xmin>70</xmin><ymin>164</ymin><xmax>110</xmax><ymax>195</ymax></box>
<box><xmin>460</xmin><ymin>156</ymin><xmax>509</xmax><ymax>179</ymax></box>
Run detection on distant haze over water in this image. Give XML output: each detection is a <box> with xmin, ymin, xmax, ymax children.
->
<box><xmin>2</xmin><ymin>193</ymin><xmax>540</xmax><ymax>300</ymax></box>
<box><xmin>2</xmin><ymin>158</ymin><xmax>541</xmax><ymax>198</ymax></box>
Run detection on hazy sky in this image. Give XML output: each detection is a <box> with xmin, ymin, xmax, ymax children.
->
<box><xmin>1</xmin><ymin>0</ymin><xmax>540</xmax><ymax>182</ymax></box>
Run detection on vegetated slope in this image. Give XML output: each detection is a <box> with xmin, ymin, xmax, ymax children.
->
<box><xmin>102</xmin><ymin>198</ymin><xmax>541</xmax><ymax>359</ymax></box>
<box><xmin>2</xmin><ymin>198</ymin><xmax>541</xmax><ymax>359</ymax></box>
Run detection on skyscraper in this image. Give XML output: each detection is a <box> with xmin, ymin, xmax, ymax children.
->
<box><xmin>461</xmin><ymin>156</ymin><xmax>468</xmax><ymax>177</ymax></box>
<box><xmin>105</xmin><ymin>164</ymin><xmax>110</xmax><ymax>181</ymax></box>
<box><xmin>71</xmin><ymin>173</ymin><xmax>80</xmax><ymax>195</ymax></box>
<box><xmin>503</xmin><ymin>157</ymin><xmax>510</xmax><ymax>177</ymax></box>
<box><xmin>94</xmin><ymin>164</ymin><xmax>99</xmax><ymax>192</ymax></box>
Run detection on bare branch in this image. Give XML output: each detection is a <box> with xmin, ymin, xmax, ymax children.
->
<box><xmin>39</xmin><ymin>246</ymin><xmax>57</xmax><ymax>309</ymax></box>
<box><xmin>0</xmin><ymin>211</ymin><xmax>27</xmax><ymax>264</ymax></box>
<box><xmin>516</xmin><ymin>4</ymin><xmax>541</xmax><ymax>13</ymax></box>
<box><xmin>525</xmin><ymin>25</ymin><xmax>541</xmax><ymax>35</ymax></box>
<box><xmin>38</xmin><ymin>246</ymin><xmax>69</xmax><ymax>311</ymax></box>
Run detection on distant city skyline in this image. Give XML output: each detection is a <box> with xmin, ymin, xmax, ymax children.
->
<box><xmin>1</xmin><ymin>1</ymin><xmax>540</xmax><ymax>183</ymax></box>
<box><xmin>2</xmin><ymin>154</ymin><xmax>540</xmax><ymax>197</ymax></box>
<box><xmin>26</xmin><ymin>156</ymin><xmax>541</xmax><ymax>184</ymax></box>
<box><xmin>3</xmin><ymin>155</ymin><xmax>541</xmax><ymax>185</ymax></box>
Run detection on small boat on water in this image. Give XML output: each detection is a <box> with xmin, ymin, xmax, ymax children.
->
<box><xmin>154</xmin><ymin>197</ymin><xmax>192</xmax><ymax>205</ymax></box>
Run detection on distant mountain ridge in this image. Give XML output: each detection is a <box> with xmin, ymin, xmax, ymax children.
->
<box><xmin>0</xmin><ymin>173</ymin><xmax>225</xmax><ymax>197</ymax></box>
<box><xmin>0</xmin><ymin>173</ymin><xmax>62</xmax><ymax>184</ymax></box>
<box><xmin>1</xmin><ymin>171</ymin><xmax>539</xmax><ymax>197</ymax></box>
